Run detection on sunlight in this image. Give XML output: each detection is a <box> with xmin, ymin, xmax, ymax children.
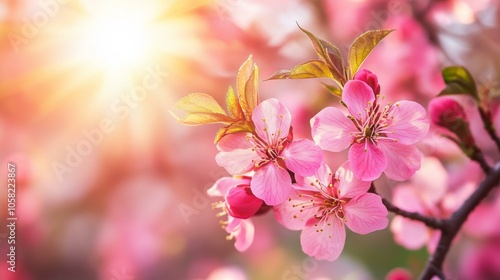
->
<box><xmin>79</xmin><ymin>9</ymin><xmax>152</xmax><ymax>74</ymax></box>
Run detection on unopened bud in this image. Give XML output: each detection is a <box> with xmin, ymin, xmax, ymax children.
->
<box><xmin>226</xmin><ymin>185</ymin><xmax>264</xmax><ymax>219</ymax></box>
<box><xmin>353</xmin><ymin>69</ymin><xmax>380</xmax><ymax>95</ymax></box>
<box><xmin>428</xmin><ymin>97</ymin><xmax>474</xmax><ymax>147</ymax></box>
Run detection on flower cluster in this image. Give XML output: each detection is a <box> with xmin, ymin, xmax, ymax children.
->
<box><xmin>174</xmin><ymin>40</ymin><xmax>432</xmax><ymax>260</ymax></box>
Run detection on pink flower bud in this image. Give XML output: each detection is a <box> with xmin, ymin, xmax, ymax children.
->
<box><xmin>226</xmin><ymin>185</ymin><xmax>264</xmax><ymax>219</ymax></box>
<box><xmin>386</xmin><ymin>268</ymin><xmax>413</xmax><ymax>280</ymax></box>
<box><xmin>353</xmin><ymin>69</ymin><xmax>380</xmax><ymax>95</ymax></box>
<box><xmin>428</xmin><ymin>97</ymin><xmax>467</xmax><ymax>128</ymax></box>
<box><xmin>428</xmin><ymin>97</ymin><xmax>475</xmax><ymax>148</ymax></box>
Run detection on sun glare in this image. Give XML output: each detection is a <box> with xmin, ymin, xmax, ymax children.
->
<box><xmin>79</xmin><ymin>11</ymin><xmax>152</xmax><ymax>73</ymax></box>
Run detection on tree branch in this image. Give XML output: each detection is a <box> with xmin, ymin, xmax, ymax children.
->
<box><xmin>419</xmin><ymin>163</ymin><xmax>500</xmax><ymax>280</ymax></box>
<box><xmin>369</xmin><ymin>184</ymin><xmax>445</xmax><ymax>230</ymax></box>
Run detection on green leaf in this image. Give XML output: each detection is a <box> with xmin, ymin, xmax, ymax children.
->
<box><xmin>267</xmin><ymin>60</ymin><xmax>334</xmax><ymax>80</ymax></box>
<box><xmin>438</xmin><ymin>66</ymin><xmax>478</xmax><ymax>101</ymax></box>
<box><xmin>348</xmin><ymin>29</ymin><xmax>393</xmax><ymax>78</ymax></box>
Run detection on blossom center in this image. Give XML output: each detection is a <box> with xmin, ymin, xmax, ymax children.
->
<box><xmin>348</xmin><ymin>96</ymin><xmax>399</xmax><ymax>146</ymax></box>
<box><xmin>247</xmin><ymin>134</ymin><xmax>288</xmax><ymax>168</ymax></box>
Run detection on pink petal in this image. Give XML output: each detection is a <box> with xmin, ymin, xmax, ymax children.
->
<box><xmin>390</xmin><ymin>216</ymin><xmax>430</xmax><ymax>250</ymax></box>
<box><xmin>344</xmin><ymin>193</ymin><xmax>388</xmax><ymax>234</ymax></box>
<box><xmin>215</xmin><ymin>133</ymin><xmax>260</xmax><ymax>175</ymax></box>
<box><xmin>226</xmin><ymin>217</ymin><xmax>255</xmax><ymax>252</ymax></box>
<box><xmin>378</xmin><ymin>141</ymin><xmax>422</xmax><ymax>181</ymax></box>
<box><xmin>342</xmin><ymin>80</ymin><xmax>375</xmax><ymax>119</ymax></box>
<box><xmin>389</xmin><ymin>100</ymin><xmax>430</xmax><ymax>145</ymax></box>
<box><xmin>311</xmin><ymin>107</ymin><xmax>356</xmax><ymax>152</ymax></box>
<box><xmin>252</xmin><ymin>98</ymin><xmax>291</xmax><ymax>144</ymax></box>
<box><xmin>283</xmin><ymin>139</ymin><xmax>322</xmax><ymax>176</ymax></box>
<box><xmin>273</xmin><ymin>188</ymin><xmax>319</xmax><ymax>230</ymax></box>
<box><xmin>251</xmin><ymin>162</ymin><xmax>291</xmax><ymax>205</ymax></box>
<box><xmin>336</xmin><ymin>161</ymin><xmax>371</xmax><ymax>199</ymax></box>
<box><xmin>207</xmin><ymin>176</ymin><xmax>251</xmax><ymax>197</ymax></box>
<box><xmin>392</xmin><ymin>185</ymin><xmax>426</xmax><ymax>213</ymax></box>
<box><xmin>300</xmin><ymin>217</ymin><xmax>346</xmax><ymax>261</ymax></box>
<box><xmin>348</xmin><ymin>142</ymin><xmax>387</xmax><ymax>181</ymax></box>
<box><xmin>226</xmin><ymin>186</ymin><xmax>264</xmax><ymax>219</ymax></box>
<box><xmin>295</xmin><ymin>161</ymin><xmax>332</xmax><ymax>191</ymax></box>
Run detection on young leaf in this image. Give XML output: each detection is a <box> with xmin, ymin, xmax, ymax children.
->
<box><xmin>173</xmin><ymin>93</ymin><xmax>233</xmax><ymax>125</ymax></box>
<box><xmin>348</xmin><ymin>30</ymin><xmax>393</xmax><ymax>78</ymax></box>
<box><xmin>297</xmin><ymin>24</ymin><xmax>346</xmax><ymax>84</ymax></box>
<box><xmin>438</xmin><ymin>66</ymin><xmax>479</xmax><ymax>101</ymax></box>
<box><xmin>214</xmin><ymin>120</ymin><xmax>253</xmax><ymax>144</ymax></box>
<box><xmin>322</xmin><ymin>83</ymin><xmax>342</xmax><ymax>97</ymax></box>
<box><xmin>237</xmin><ymin>55</ymin><xmax>259</xmax><ymax>120</ymax></box>
<box><xmin>226</xmin><ymin>86</ymin><xmax>244</xmax><ymax>119</ymax></box>
<box><xmin>267</xmin><ymin>60</ymin><xmax>334</xmax><ymax>80</ymax></box>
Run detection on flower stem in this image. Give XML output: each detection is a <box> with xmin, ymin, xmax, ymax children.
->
<box><xmin>478</xmin><ymin>107</ymin><xmax>500</xmax><ymax>152</ymax></box>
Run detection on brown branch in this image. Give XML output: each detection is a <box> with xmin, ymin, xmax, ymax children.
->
<box><xmin>419</xmin><ymin>163</ymin><xmax>500</xmax><ymax>280</ymax></box>
<box><xmin>369</xmin><ymin>184</ymin><xmax>445</xmax><ymax>230</ymax></box>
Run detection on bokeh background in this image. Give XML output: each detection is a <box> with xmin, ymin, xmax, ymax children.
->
<box><xmin>1</xmin><ymin>0</ymin><xmax>499</xmax><ymax>279</ymax></box>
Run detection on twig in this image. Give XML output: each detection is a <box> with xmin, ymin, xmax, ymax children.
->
<box><xmin>478</xmin><ymin>107</ymin><xmax>500</xmax><ymax>152</ymax></box>
<box><xmin>369</xmin><ymin>184</ymin><xmax>445</xmax><ymax>230</ymax></box>
<box><xmin>419</xmin><ymin>163</ymin><xmax>500</xmax><ymax>280</ymax></box>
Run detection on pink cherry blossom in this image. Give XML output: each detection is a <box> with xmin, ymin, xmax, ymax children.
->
<box><xmin>274</xmin><ymin>161</ymin><xmax>388</xmax><ymax>261</ymax></box>
<box><xmin>208</xmin><ymin>176</ymin><xmax>264</xmax><ymax>252</ymax></box>
<box><xmin>311</xmin><ymin>80</ymin><xmax>429</xmax><ymax>181</ymax></box>
<box><xmin>216</xmin><ymin>98</ymin><xmax>323</xmax><ymax>205</ymax></box>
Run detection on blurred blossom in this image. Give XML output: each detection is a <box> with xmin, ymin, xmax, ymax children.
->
<box><xmin>204</xmin><ymin>266</ymin><xmax>247</xmax><ymax>280</ymax></box>
<box><xmin>390</xmin><ymin>157</ymin><xmax>475</xmax><ymax>252</ymax></box>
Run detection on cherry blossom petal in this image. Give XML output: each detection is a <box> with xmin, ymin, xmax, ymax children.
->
<box><xmin>215</xmin><ymin>134</ymin><xmax>260</xmax><ymax>175</ymax></box>
<box><xmin>251</xmin><ymin>163</ymin><xmax>291</xmax><ymax>205</ymax></box>
<box><xmin>378</xmin><ymin>141</ymin><xmax>422</xmax><ymax>181</ymax></box>
<box><xmin>342</xmin><ymin>80</ymin><xmax>376</xmax><ymax>119</ymax></box>
<box><xmin>295</xmin><ymin>162</ymin><xmax>332</xmax><ymax>191</ymax></box>
<box><xmin>389</xmin><ymin>100</ymin><xmax>430</xmax><ymax>145</ymax></box>
<box><xmin>226</xmin><ymin>186</ymin><xmax>263</xmax><ymax>219</ymax></box>
<box><xmin>283</xmin><ymin>139</ymin><xmax>322</xmax><ymax>176</ymax></box>
<box><xmin>226</xmin><ymin>217</ymin><xmax>255</xmax><ymax>252</ymax></box>
<box><xmin>344</xmin><ymin>193</ymin><xmax>388</xmax><ymax>234</ymax></box>
<box><xmin>390</xmin><ymin>216</ymin><xmax>430</xmax><ymax>250</ymax></box>
<box><xmin>273</xmin><ymin>189</ymin><xmax>319</xmax><ymax>230</ymax></box>
<box><xmin>252</xmin><ymin>98</ymin><xmax>291</xmax><ymax>144</ymax></box>
<box><xmin>300</xmin><ymin>217</ymin><xmax>346</xmax><ymax>261</ymax></box>
<box><xmin>392</xmin><ymin>185</ymin><xmax>426</xmax><ymax>213</ymax></box>
<box><xmin>336</xmin><ymin>161</ymin><xmax>371</xmax><ymax>199</ymax></box>
<box><xmin>348</xmin><ymin>142</ymin><xmax>387</xmax><ymax>181</ymax></box>
<box><xmin>311</xmin><ymin>107</ymin><xmax>356</xmax><ymax>152</ymax></box>
<box><xmin>207</xmin><ymin>176</ymin><xmax>251</xmax><ymax>197</ymax></box>
<box><xmin>215</xmin><ymin>149</ymin><xmax>259</xmax><ymax>175</ymax></box>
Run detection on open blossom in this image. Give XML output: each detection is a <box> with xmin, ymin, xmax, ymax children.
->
<box><xmin>208</xmin><ymin>176</ymin><xmax>268</xmax><ymax>251</ymax></box>
<box><xmin>216</xmin><ymin>98</ymin><xmax>323</xmax><ymax>205</ymax></box>
<box><xmin>274</xmin><ymin>161</ymin><xmax>388</xmax><ymax>261</ymax></box>
<box><xmin>311</xmin><ymin>79</ymin><xmax>429</xmax><ymax>181</ymax></box>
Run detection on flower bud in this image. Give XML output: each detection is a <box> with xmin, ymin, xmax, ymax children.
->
<box><xmin>428</xmin><ymin>97</ymin><xmax>475</xmax><ymax>148</ymax></box>
<box><xmin>353</xmin><ymin>69</ymin><xmax>380</xmax><ymax>95</ymax></box>
<box><xmin>226</xmin><ymin>185</ymin><xmax>264</xmax><ymax>219</ymax></box>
